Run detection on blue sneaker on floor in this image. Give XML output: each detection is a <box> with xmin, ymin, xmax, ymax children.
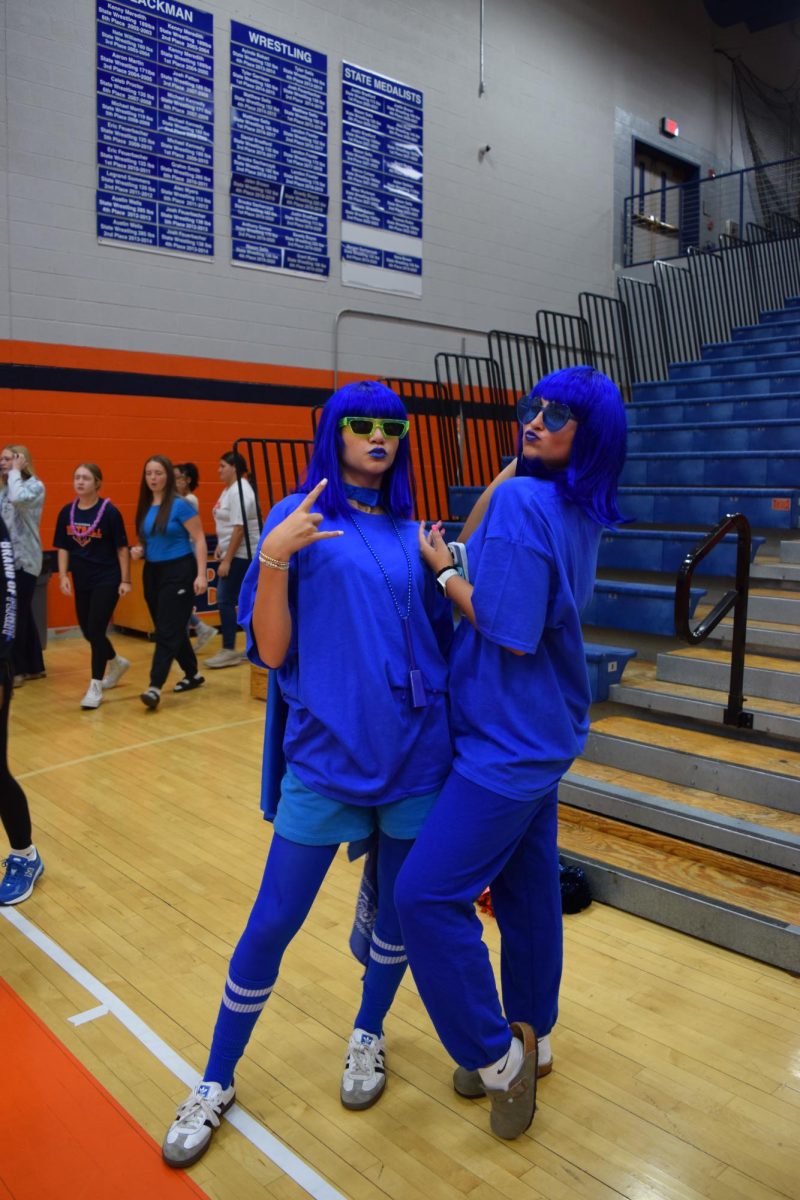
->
<box><xmin>0</xmin><ymin>851</ymin><xmax>44</xmax><ymax>905</ymax></box>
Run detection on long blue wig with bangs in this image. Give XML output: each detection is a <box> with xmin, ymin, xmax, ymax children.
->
<box><xmin>517</xmin><ymin>365</ymin><xmax>627</xmax><ymax>526</ymax></box>
<box><xmin>300</xmin><ymin>380</ymin><xmax>416</xmax><ymax>518</ymax></box>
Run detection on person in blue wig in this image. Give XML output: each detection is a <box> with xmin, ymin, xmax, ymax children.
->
<box><xmin>395</xmin><ymin>365</ymin><xmax>627</xmax><ymax>1141</ymax></box>
<box><xmin>162</xmin><ymin>380</ymin><xmax>453</xmax><ymax>1168</ymax></box>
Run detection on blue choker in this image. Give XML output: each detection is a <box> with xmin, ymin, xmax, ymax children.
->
<box><xmin>344</xmin><ymin>483</ymin><xmax>382</xmax><ymax>508</ymax></box>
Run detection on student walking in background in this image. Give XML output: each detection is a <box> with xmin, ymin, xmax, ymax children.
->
<box><xmin>131</xmin><ymin>455</ymin><xmax>208</xmax><ymax>710</ymax></box>
<box><xmin>0</xmin><ymin>515</ymin><xmax>44</xmax><ymax>905</ymax></box>
<box><xmin>175</xmin><ymin>461</ymin><xmax>216</xmax><ymax>653</ymax></box>
<box><xmin>53</xmin><ymin>463</ymin><xmax>131</xmax><ymax>710</ymax></box>
<box><xmin>203</xmin><ymin>451</ymin><xmax>260</xmax><ymax>670</ymax></box>
<box><xmin>0</xmin><ymin>446</ymin><xmax>45</xmax><ymax>685</ymax></box>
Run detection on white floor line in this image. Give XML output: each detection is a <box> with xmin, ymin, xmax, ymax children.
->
<box><xmin>1</xmin><ymin>907</ymin><xmax>347</xmax><ymax>1200</ymax></box>
<box><xmin>17</xmin><ymin>716</ymin><xmax>263</xmax><ymax>780</ymax></box>
<box><xmin>68</xmin><ymin>1002</ymin><xmax>109</xmax><ymax>1026</ymax></box>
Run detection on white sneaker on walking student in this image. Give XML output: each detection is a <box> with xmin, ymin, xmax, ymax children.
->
<box><xmin>194</xmin><ymin>621</ymin><xmax>216</xmax><ymax>652</ymax></box>
<box><xmin>80</xmin><ymin>680</ymin><xmax>103</xmax><ymax>709</ymax></box>
<box><xmin>204</xmin><ymin>648</ymin><xmax>244</xmax><ymax>669</ymax></box>
<box><xmin>102</xmin><ymin>655</ymin><xmax>130</xmax><ymax>690</ymax></box>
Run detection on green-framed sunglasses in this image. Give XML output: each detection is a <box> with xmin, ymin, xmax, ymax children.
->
<box><xmin>338</xmin><ymin>416</ymin><xmax>410</xmax><ymax>439</ymax></box>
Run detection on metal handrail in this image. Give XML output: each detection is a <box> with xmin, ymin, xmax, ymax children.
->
<box><xmin>674</xmin><ymin>513</ymin><xmax>753</xmax><ymax>729</ymax></box>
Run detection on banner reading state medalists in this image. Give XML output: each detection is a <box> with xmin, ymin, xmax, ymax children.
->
<box><xmin>341</xmin><ymin>62</ymin><xmax>423</xmax><ymax>297</ymax></box>
<box><xmin>230</xmin><ymin>21</ymin><xmax>329</xmax><ymax>278</ymax></box>
<box><xmin>96</xmin><ymin>0</ymin><xmax>215</xmax><ymax>257</ymax></box>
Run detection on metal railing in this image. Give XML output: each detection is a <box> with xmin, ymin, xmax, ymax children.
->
<box><xmin>624</xmin><ymin>155</ymin><xmax>800</xmax><ymax>267</ymax></box>
<box><xmin>434</xmin><ymin>353</ymin><xmax>514</xmax><ymax>487</ymax></box>
<box><xmin>674</xmin><ymin>513</ymin><xmax>753</xmax><ymax>729</ymax></box>
<box><xmin>233</xmin><ymin>436</ymin><xmax>313</xmax><ymax>555</ymax></box>
<box><xmin>382</xmin><ymin>376</ymin><xmax>457</xmax><ymax>520</ymax></box>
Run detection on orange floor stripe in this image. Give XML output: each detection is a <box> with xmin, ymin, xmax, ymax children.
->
<box><xmin>0</xmin><ymin>977</ymin><xmax>208</xmax><ymax>1200</ymax></box>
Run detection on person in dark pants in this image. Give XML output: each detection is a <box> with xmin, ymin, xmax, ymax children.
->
<box><xmin>204</xmin><ymin>452</ymin><xmax>261</xmax><ymax>670</ymax></box>
<box><xmin>53</xmin><ymin>463</ymin><xmax>131</xmax><ymax>710</ymax></box>
<box><xmin>131</xmin><ymin>456</ymin><xmax>208</xmax><ymax>710</ymax></box>
<box><xmin>0</xmin><ymin>445</ymin><xmax>45</xmax><ymax>685</ymax></box>
<box><xmin>0</xmin><ymin>515</ymin><xmax>44</xmax><ymax>905</ymax></box>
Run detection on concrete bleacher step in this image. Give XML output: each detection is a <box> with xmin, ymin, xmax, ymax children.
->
<box><xmin>749</xmin><ymin>556</ymin><xmax>800</xmax><ymax>583</ymax></box>
<box><xmin>608</xmin><ymin>661</ymin><xmax>800</xmax><ymax>740</ymax></box>
<box><xmin>557</xmin><ymin>806</ymin><xmax>800</xmax><ymax>972</ymax></box>
<box><xmin>581</xmin><ymin>714</ymin><xmax>800</xmax><ymax>816</ymax></box>
<box><xmin>633</xmin><ymin>370</ymin><xmax>800</xmax><ymax>403</ymax></box>
<box><xmin>626</xmin><ymin>391</ymin><xmax>800</xmax><ymax>426</ymax></box>
<box><xmin>620</xmin><ymin>448</ymin><xmax>800</xmax><ymax>488</ymax></box>
<box><xmin>598</xmin><ymin>528</ymin><xmax>764</xmax><ymax>574</ymax></box>
<box><xmin>626</xmin><ymin>417</ymin><xmax>800</xmax><ymax>454</ymax></box>
<box><xmin>780</xmin><ymin>539</ymin><xmax>800</xmax><ymax>563</ymax></box>
<box><xmin>700</xmin><ymin>612</ymin><xmax>800</xmax><ymax>655</ymax></box>
<box><xmin>583</xmin><ymin>580</ymin><xmax>705</xmax><ymax>636</ymax></box>
<box><xmin>616</xmin><ymin>486</ymin><xmax>800</xmax><ymax>529</ymax></box>
<box><xmin>748</xmin><ymin>587</ymin><xmax>800</xmax><ymax>623</ymax></box>
<box><xmin>657</xmin><ymin>646</ymin><xmax>800</xmax><ymax>702</ymax></box>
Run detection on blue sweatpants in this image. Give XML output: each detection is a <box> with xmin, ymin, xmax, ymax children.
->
<box><xmin>395</xmin><ymin>771</ymin><xmax>562</xmax><ymax>1071</ymax></box>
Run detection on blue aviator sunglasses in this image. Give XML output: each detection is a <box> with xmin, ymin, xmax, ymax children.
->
<box><xmin>516</xmin><ymin>397</ymin><xmax>578</xmax><ymax>433</ymax></box>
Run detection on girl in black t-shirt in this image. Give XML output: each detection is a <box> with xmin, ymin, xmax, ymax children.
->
<box><xmin>53</xmin><ymin>463</ymin><xmax>131</xmax><ymax>710</ymax></box>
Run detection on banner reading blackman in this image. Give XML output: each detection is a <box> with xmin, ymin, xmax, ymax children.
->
<box><xmin>341</xmin><ymin>62</ymin><xmax>423</xmax><ymax>297</ymax></box>
<box><xmin>96</xmin><ymin>0</ymin><xmax>215</xmax><ymax>257</ymax></box>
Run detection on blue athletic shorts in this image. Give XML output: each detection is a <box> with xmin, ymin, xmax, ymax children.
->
<box><xmin>274</xmin><ymin>765</ymin><xmax>439</xmax><ymax>845</ymax></box>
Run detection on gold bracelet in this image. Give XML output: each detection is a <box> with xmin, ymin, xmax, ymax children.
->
<box><xmin>258</xmin><ymin>550</ymin><xmax>290</xmax><ymax>571</ymax></box>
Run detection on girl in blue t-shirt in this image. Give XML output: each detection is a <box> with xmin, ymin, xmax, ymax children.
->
<box><xmin>396</xmin><ymin>366</ymin><xmax>627</xmax><ymax>1141</ymax></box>
<box><xmin>161</xmin><ymin>382</ymin><xmax>453</xmax><ymax>1170</ymax></box>
<box><xmin>130</xmin><ymin>455</ymin><xmax>208</xmax><ymax>710</ymax></box>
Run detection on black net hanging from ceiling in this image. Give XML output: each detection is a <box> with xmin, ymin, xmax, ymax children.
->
<box><xmin>730</xmin><ymin>55</ymin><xmax>800</xmax><ymax>230</ymax></box>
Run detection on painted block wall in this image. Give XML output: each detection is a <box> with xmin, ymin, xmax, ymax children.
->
<box><xmin>1</xmin><ymin>0</ymin><xmax>766</xmax><ymax>378</ymax></box>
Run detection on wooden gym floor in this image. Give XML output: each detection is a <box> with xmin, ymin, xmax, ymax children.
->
<box><xmin>1</xmin><ymin>634</ymin><xmax>798</xmax><ymax>1200</ymax></box>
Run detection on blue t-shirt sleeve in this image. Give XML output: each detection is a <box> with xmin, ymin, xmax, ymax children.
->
<box><xmin>471</xmin><ymin>485</ymin><xmax>553</xmax><ymax>654</ymax></box>
<box><xmin>172</xmin><ymin>496</ymin><xmax>196</xmax><ymax>526</ymax></box>
<box><xmin>239</xmin><ymin>494</ymin><xmax>303</xmax><ymax>668</ymax></box>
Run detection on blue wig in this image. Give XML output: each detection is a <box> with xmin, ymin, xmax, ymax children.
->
<box><xmin>517</xmin><ymin>365</ymin><xmax>627</xmax><ymax>526</ymax></box>
<box><xmin>301</xmin><ymin>380</ymin><xmax>416</xmax><ymax>518</ymax></box>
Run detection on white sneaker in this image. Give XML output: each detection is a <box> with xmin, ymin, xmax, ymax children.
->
<box><xmin>80</xmin><ymin>680</ymin><xmax>103</xmax><ymax>710</ymax></box>
<box><xmin>340</xmin><ymin>1028</ymin><xmax>386</xmax><ymax>1110</ymax></box>
<box><xmin>204</xmin><ymin>648</ymin><xmax>244</xmax><ymax>669</ymax></box>
<box><xmin>102</xmin><ymin>655</ymin><xmax>130</xmax><ymax>690</ymax></box>
<box><xmin>194</xmin><ymin>622</ymin><xmax>217</xmax><ymax>652</ymax></box>
<box><xmin>162</xmin><ymin>1080</ymin><xmax>236</xmax><ymax>1168</ymax></box>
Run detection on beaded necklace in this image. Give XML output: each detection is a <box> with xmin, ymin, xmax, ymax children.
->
<box><xmin>69</xmin><ymin>497</ymin><xmax>110</xmax><ymax>547</ymax></box>
<box><xmin>347</xmin><ymin>509</ymin><xmax>428</xmax><ymax>709</ymax></box>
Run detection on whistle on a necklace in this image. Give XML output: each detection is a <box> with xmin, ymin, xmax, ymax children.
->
<box><xmin>409</xmin><ymin>668</ymin><xmax>428</xmax><ymax>708</ymax></box>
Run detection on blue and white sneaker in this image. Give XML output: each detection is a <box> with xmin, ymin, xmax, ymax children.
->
<box><xmin>162</xmin><ymin>1080</ymin><xmax>236</xmax><ymax>1168</ymax></box>
<box><xmin>0</xmin><ymin>850</ymin><xmax>44</xmax><ymax>905</ymax></box>
<box><xmin>340</xmin><ymin>1028</ymin><xmax>386</xmax><ymax>1110</ymax></box>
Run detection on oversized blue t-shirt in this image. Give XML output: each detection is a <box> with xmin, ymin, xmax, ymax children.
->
<box><xmin>239</xmin><ymin>494</ymin><xmax>453</xmax><ymax>807</ymax></box>
<box><xmin>450</xmin><ymin>477</ymin><xmax>601</xmax><ymax>800</ymax></box>
<box><xmin>141</xmin><ymin>496</ymin><xmax>196</xmax><ymax>561</ymax></box>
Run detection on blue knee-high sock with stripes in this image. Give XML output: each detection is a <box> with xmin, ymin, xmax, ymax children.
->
<box><xmin>203</xmin><ymin>836</ymin><xmax>336</xmax><ymax>1089</ymax></box>
<box><xmin>353</xmin><ymin>834</ymin><xmax>414</xmax><ymax>1037</ymax></box>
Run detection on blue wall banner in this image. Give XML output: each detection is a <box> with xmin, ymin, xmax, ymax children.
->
<box><xmin>230</xmin><ymin>21</ymin><xmax>329</xmax><ymax>279</ymax></box>
<box><xmin>96</xmin><ymin>0</ymin><xmax>214</xmax><ymax>257</ymax></box>
<box><xmin>340</xmin><ymin>62</ymin><xmax>423</xmax><ymax>297</ymax></box>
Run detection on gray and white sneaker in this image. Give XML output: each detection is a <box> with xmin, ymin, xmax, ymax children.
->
<box><xmin>162</xmin><ymin>1080</ymin><xmax>236</xmax><ymax>1168</ymax></box>
<box><xmin>102</xmin><ymin>656</ymin><xmax>130</xmax><ymax>690</ymax></box>
<box><xmin>194</xmin><ymin>622</ymin><xmax>216</xmax><ymax>652</ymax></box>
<box><xmin>204</xmin><ymin>648</ymin><xmax>244</xmax><ymax>669</ymax></box>
<box><xmin>340</xmin><ymin>1028</ymin><xmax>386</xmax><ymax>1110</ymax></box>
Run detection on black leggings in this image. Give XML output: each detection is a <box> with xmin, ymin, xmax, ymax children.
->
<box><xmin>0</xmin><ymin>661</ymin><xmax>32</xmax><ymax>850</ymax></box>
<box><xmin>74</xmin><ymin>583</ymin><xmax>119</xmax><ymax>679</ymax></box>
<box><xmin>143</xmin><ymin>556</ymin><xmax>198</xmax><ymax>689</ymax></box>
<box><xmin>12</xmin><ymin>570</ymin><xmax>44</xmax><ymax>678</ymax></box>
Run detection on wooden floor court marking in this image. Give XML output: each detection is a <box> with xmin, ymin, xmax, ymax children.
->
<box><xmin>1</xmin><ymin>906</ymin><xmax>347</xmax><ymax>1200</ymax></box>
<box><xmin>0</xmin><ymin>977</ymin><xmax>208</xmax><ymax>1200</ymax></box>
<box><xmin>16</xmin><ymin>715</ymin><xmax>263</xmax><ymax>780</ymax></box>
